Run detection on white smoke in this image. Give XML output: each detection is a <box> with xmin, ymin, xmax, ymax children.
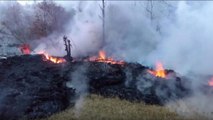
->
<box><xmin>33</xmin><ymin>1</ymin><xmax>103</xmax><ymax>57</ymax></box>
<box><xmin>59</xmin><ymin>1</ymin><xmax>213</xmax><ymax>76</ymax></box>
<box><xmin>166</xmin><ymin>93</ymin><xmax>213</xmax><ymax>119</ymax></box>
<box><xmin>63</xmin><ymin>1</ymin><xmax>102</xmax><ymax>57</ymax></box>
<box><xmin>4</xmin><ymin>1</ymin><xmax>213</xmax><ymax>76</ymax></box>
<box><xmin>2</xmin><ymin>1</ymin><xmax>213</xmax><ymax>118</ymax></box>
<box><xmin>147</xmin><ymin>1</ymin><xmax>213</xmax><ymax>75</ymax></box>
<box><xmin>66</xmin><ymin>64</ymin><xmax>89</xmax><ymax>117</ymax></box>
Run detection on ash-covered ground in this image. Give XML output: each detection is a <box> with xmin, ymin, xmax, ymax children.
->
<box><xmin>0</xmin><ymin>55</ymin><xmax>191</xmax><ymax>120</ymax></box>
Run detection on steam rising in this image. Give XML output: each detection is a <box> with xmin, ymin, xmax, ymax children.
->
<box><xmin>147</xmin><ymin>1</ymin><xmax>213</xmax><ymax>75</ymax></box>
<box><xmin>66</xmin><ymin>64</ymin><xmax>89</xmax><ymax>117</ymax></box>
<box><xmin>166</xmin><ymin>94</ymin><xmax>213</xmax><ymax>119</ymax></box>
<box><xmin>63</xmin><ymin>1</ymin><xmax>213</xmax><ymax>118</ymax></box>
<box><xmin>1</xmin><ymin>1</ymin><xmax>213</xmax><ymax>119</ymax></box>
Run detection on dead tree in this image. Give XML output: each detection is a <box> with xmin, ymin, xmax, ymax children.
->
<box><xmin>146</xmin><ymin>0</ymin><xmax>153</xmax><ymax>21</ymax></box>
<box><xmin>63</xmin><ymin>36</ymin><xmax>72</xmax><ymax>61</ymax></box>
<box><xmin>99</xmin><ymin>0</ymin><xmax>105</xmax><ymax>43</ymax></box>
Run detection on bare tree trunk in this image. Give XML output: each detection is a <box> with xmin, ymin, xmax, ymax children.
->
<box><xmin>147</xmin><ymin>0</ymin><xmax>153</xmax><ymax>21</ymax></box>
<box><xmin>150</xmin><ymin>0</ymin><xmax>153</xmax><ymax>21</ymax></box>
<box><xmin>102</xmin><ymin>0</ymin><xmax>105</xmax><ymax>43</ymax></box>
<box><xmin>146</xmin><ymin>0</ymin><xmax>153</xmax><ymax>22</ymax></box>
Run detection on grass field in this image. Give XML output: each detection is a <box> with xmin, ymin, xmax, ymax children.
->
<box><xmin>42</xmin><ymin>95</ymin><xmax>194</xmax><ymax>120</ymax></box>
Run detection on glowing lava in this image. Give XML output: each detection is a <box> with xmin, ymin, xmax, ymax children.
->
<box><xmin>208</xmin><ymin>78</ymin><xmax>213</xmax><ymax>86</ymax></box>
<box><xmin>38</xmin><ymin>51</ymin><xmax>66</xmax><ymax>64</ymax></box>
<box><xmin>20</xmin><ymin>44</ymin><xmax>31</xmax><ymax>55</ymax></box>
<box><xmin>89</xmin><ymin>50</ymin><xmax>125</xmax><ymax>65</ymax></box>
<box><xmin>148</xmin><ymin>61</ymin><xmax>166</xmax><ymax>78</ymax></box>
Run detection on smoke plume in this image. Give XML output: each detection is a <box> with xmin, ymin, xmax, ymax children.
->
<box><xmin>66</xmin><ymin>64</ymin><xmax>89</xmax><ymax>117</ymax></box>
<box><xmin>1</xmin><ymin>1</ymin><xmax>213</xmax><ymax>119</ymax></box>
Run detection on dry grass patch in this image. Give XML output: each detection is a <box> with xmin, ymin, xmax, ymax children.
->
<box><xmin>42</xmin><ymin>95</ymin><xmax>192</xmax><ymax>120</ymax></box>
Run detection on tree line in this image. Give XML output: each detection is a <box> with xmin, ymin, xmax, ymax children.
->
<box><xmin>0</xmin><ymin>1</ymin><xmax>75</xmax><ymax>43</ymax></box>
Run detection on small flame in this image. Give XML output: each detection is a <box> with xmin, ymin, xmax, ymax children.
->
<box><xmin>38</xmin><ymin>51</ymin><xmax>66</xmax><ymax>64</ymax></box>
<box><xmin>208</xmin><ymin>78</ymin><xmax>213</xmax><ymax>86</ymax></box>
<box><xmin>88</xmin><ymin>50</ymin><xmax>124</xmax><ymax>65</ymax></box>
<box><xmin>20</xmin><ymin>44</ymin><xmax>31</xmax><ymax>55</ymax></box>
<box><xmin>148</xmin><ymin>61</ymin><xmax>166</xmax><ymax>78</ymax></box>
<box><xmin>99</xmin><ymin>50</ymin><xmax>106</xmax><ymax>60</ymax></box>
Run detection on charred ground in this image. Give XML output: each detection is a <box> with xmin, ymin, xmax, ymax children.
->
<box><xmin>0</xmin><ymin>55</ymin><xmax>190</xmax><ymax>120</ymax></box>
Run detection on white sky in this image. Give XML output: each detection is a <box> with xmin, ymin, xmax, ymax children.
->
<box><xmin>14</xmin><ymin>0</ymin><xmax>78</xmax><ymax>8</ymax></box>
<box><xmin>17</xmin><ymin>0</ymin><xmax>38</xmax><ymax>5</ymax></box>
<box><xmin>0</xmin><ymin>0</ymin><xmax>36</xmax><ymax>5</ymax></box>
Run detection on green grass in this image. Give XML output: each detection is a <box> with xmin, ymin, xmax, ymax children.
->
<box><xmin>42</xmin><ymin>95</ymin><xmax>193</xmax><ymax>120</ymax></box>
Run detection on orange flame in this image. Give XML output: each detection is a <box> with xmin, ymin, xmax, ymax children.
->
<box><xmin>89</xmin><ymin>50</ymin><xmax>124</xmax><ymax>65</ymax></box>
<box><xmin>208</xmin><ymin>78</ymin><xmax>213</xmax><ymax>86</ymax></box>
<box><xmin>99</xmin><ymin>50</ymin><xmax>106</xmax><ymax>60</ymax></box>
<box><xmin>148</xmin><ymin>61</ymin><xmax>166</xmax><ymax>78</ymax></box>
<box><xmin>20</xmin><ymin>44</ymin><xmax>31</xmax><ymax>55</ymax></box>
<box><xmin>38</xmin><ymin>51</ymin><xmax>66</xmax><ymax>64</ymax></box>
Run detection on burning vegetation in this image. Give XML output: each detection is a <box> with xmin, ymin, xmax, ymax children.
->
<box><xmin>20</xmin><ymin>44</ymin><xmax>31</xmax><ymax>55</ymax></box>
<box><xmin>19</xmin><ymin>44</ymin><xmax>66</xmax><ymax>64</ymax></box>
<box><xmin>147</xmin><ymin>62</ymin><xmax>166</xmax><ymax>78</ymax></box>
<box><xmin>208</xmin><ymin>78</ymin><xmax>213</xmax><ymax>87</ymax></box>
<box><xmin>38</xmin><ymin>51</ymin><xmax>66</xmax><ymax>64</ymax></box>
<box><xmin>88</xmin><ymin>50</ymin><xmax>125</xmax><ymax>65</ymax></box>
<box><xmin>0</xmin><ymin>35</ymin><xmax>193</xmax><ymax>119</ymax></box>
<box><xmin>1</xmin><ymin>1</ymin><xmax>213</xmax><ymax>120</ymax></box>
<box><xmin>0</xmin><ymin>53</ymin><xmax>192</xmax><ymax>120</ymax></box>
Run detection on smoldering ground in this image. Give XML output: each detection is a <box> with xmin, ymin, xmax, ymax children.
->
<box><xmin>63</xmin><ymin>2</ymin><xmax>213</xmax><ymax>118</ymax></box>
<box><xmin>66</xmin><ymin>64</ymin><xmax>89</xmax><ymax>117</ymax></box>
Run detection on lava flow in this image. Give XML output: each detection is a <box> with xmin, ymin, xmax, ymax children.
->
<box><xmin>20</xmin><ymin>44</ymin><xmax>31</xmax><ymax>55</ymax></box>
<box><xmin>38</xmin><ymin>51</ymin><xmax>66</xmax><ymax>64</ymax></box>
<box><xmin>148</xmin><ymin>61</ymin><xmax>166</xmax><ymax>78</ymax></box>
<box><xmin>89</xmin><ymin>50</ymin><xmax>125</xmax><ymax>65</ymax></box>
